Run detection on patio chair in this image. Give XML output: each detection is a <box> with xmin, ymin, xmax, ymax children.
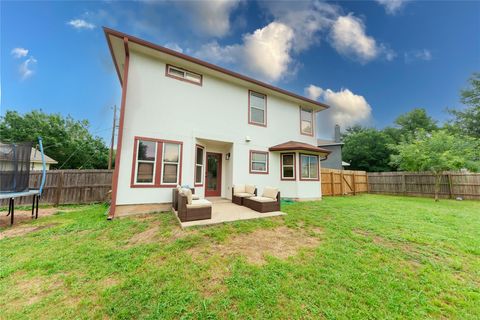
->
<box><xmin>172</xmin><ymin>186</ymin><xmax>198</xmax><ymax>211</ymax></box>
<box><xmin>243</xmin><ymin>187</ymin><xmax>281</xmax><ymax>213</ymax></box>
<box><xmin>232</xmin><ymin>184</ymin><xmax>257</xmax><ymax>205</ymax></box>
<box><xmin>177</xmin><ymin>189</ymin><xmax>212</xmax><ymax>222</ymax></box>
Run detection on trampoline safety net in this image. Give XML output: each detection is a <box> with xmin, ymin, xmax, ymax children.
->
<box><xmin>0</xmin><ymin>142</ymin><xmax>33</xmax><ymax>193</ymax></box>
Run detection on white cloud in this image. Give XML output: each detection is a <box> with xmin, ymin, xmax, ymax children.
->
<box><xmin>330</xmin><ymin>14</ymin><xmax>392</xmax><ymax>63</ymax></box>
<box><xmin>11</xmin><ymin>47</ymin><xmax>29</xmax><ymax>59</ymax></box>
<box><xmin>181</xmin><ymin>0</ymin><xmax>241</xmax><ymax>37</ymax></box>
<box><xmin>164</xmin><ymin>43</ymin><xmax>183</xmax><ymax>53</ymax></box>
<box><xmin>375</xmin><ymin>0</ymin><xmax>409</xmax><ymax>15</ymax></box>
<box><xmin>67</xmin><ymin>19</ymin><xmax>96</xmax><ymax>30</ymax></box>
<box><xmin>19</xmin><ymin>56</ymin><xmax>37</xmax><ymax>80</ymax></box>
<box><xmin>196</xmin><ymin>22</ymin><xmax>294</xmax><ymax>82</ymax></box>
<box><xmin>306</xmin><ymin>85</ymin><xmax>372</xmax><ymax>137</ymax></box>
<box><xmin>404</xmin><ymin>49</ymin><xmax>432</xmax><ymax>63</ymax></box>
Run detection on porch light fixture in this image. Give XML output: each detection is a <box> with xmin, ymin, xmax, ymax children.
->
<box><xmin>226</xmin><ymin>153</ymin><xmax>231</xmax><ymax>160</ymax></box>
<box><xmin>245</xmin><ymin>136</ymin><xmax>251</xmax><ymax>142</ymax></box>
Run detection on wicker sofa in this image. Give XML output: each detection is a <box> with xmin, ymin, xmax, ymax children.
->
<box><xmin>172</xmin><ymin>187</ymin><xmax>198</xmax><ymax>211</ymax></box>
<box><xmin>177</xmin><ymin>191</ymin><xmax>212</xmax><ymax>222</ymax></box>
<box><xmin>232</xmin><ymin>184</ymin><xmax>257</xmax><ymax>205</ymax></box>
<box><xmin>243</xmin><ymin>187</ymin><xmax>281</xmax><ymax>213</ymax></box>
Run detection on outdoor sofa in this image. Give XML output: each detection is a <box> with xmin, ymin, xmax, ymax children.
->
<box><xmin>172</xmin><ymin>186</ymin><xmax>199</xmax><ymax>211</ymax></box>
<box><xmin>232</xmin><ymin>184</ymin><xmax>257</xmax><ymax>205</ymax></box>
<box><xmin>177</xmin><ymin>188</ymin><xmax>212</xmax><ymax>222</ymax></box>
<box><xmin>243</xmin><ymin>187</ymin><xmax>281</xmax><ymax>213</ymax></box>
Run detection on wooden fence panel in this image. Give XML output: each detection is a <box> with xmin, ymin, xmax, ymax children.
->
<box><xmin>367</xmin><ymin>172</ymin><xmax>480</xmax><ymax>200</ymax></box>
<box><xmin>321</xmin><ymin>168</ymin><xmax>368</xmax><ymax>196</ymax></box>
<box><xmin>0</xmin><ymin>170</ymin><xmax>113</xmax><ymax>206</ymax></box>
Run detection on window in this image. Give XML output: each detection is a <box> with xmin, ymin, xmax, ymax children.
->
<box><xmin>300</xmin><ymin>154</ymin><xmax>319</xmax><ymax>180</ymax></box>
<box><xmin>166</xmin><ymin>65</ymin><xmax>202</xmax><ymax>85</ymax></box>
<box><xmin>250</xmin><ymin>150</ymin><xmax>269</xmax><ymax>174</ymax></box>
<box><xmin>135</xmin><ymin>140</ymin><xmax>157</xmax><ymax>184</ymax></box>
<box><xmin>131</xmin><ymin>137</ymin><xmax>183</xmax><ymax>187</ymax></box>
<box><xmin>249</xmin><ymin>91</ymin><xmax>267</xmax><ymax>126</ymax></box>
<box><xmin>300</xmin><ymin>107</ymin><xmax>314</xmax><ymax>135</ymax></box>
<box><xmin>162</xmin><ymin>143</ymin><xmax>181</xmax><ymax>184</ymax></box>
<box><xmin>281</xmin><ymin>153</ymin><xmax>296</xmax><ymax>180</ymax></box>
<box><xmin>195</xmin><ymin>145</ymin><xmax>204</xmax><ymax>185</ymax></box>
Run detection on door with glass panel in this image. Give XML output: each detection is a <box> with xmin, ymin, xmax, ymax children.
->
<box><xmin>205</xmin><ymin>153</ymin><xmax>222</xmax><ymax>197</ymax></box>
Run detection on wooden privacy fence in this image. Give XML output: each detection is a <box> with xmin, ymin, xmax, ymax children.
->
<box><xmin>367</xmin><ymin>172</ymin><xmax>480</xmax><ymax>200</ymax></box>
<box><xmin>321</xmin><ymin>168</ymin><xmax>368</xmax><ymax>196</ymax></box>
<box><xmin>0</xmin><ymin>170</ymin><xmax>113</xmax><ymax>206</ymax></box>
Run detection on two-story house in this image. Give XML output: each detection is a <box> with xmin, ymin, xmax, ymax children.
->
<box><xmin>104</xmin><ymin>28</ymin><xmax>331</xmax><ymax>218</ymax></box>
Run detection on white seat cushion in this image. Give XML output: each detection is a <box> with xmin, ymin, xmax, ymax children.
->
<box><xmin>234</xmin><ymin>184</ymin><xmax>246</xmax><ymax>193</ymax></box>
<box><xmin>192</xmin><ymin>195</ymin><xmax>200</xmax><ymax>200</ymax></box>
<box><xmin>187</xmin><ymin>199</ymin><xmax>212</xmax><ymax>209</ymax></box>
<box><xmin>245</xmin><ymin>184</ymin><xmax>256</xmax><ymax>194</ymax></box>
<box><xmin>234</xmin><ymin>192</ymin><xmax>255</xmax><ymax>198</ymax></box>
<box><xmin>182</xmin><ymin>188</ymin><xmax>193</xmax><ymax>204</ymax></box>
<box><xmin>249</xmin><ymin>196</ymin><xmax>276</xmax><ymax>203</ymax></box>
<box><xmin>262</xmin><ymin>187</ymin><xmax>278</xmax><ymax>200</ymax></box>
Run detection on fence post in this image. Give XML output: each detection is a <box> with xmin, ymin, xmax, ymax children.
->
<box><xmin>330</xmin><ymin>172</ymin><xmax>335</xmax><ymax>196</ymax></box>
<box><xmin>402</xmin><ymin>173</ymin><xmax>406</xmax><ymax>195</ymax></box>
<box><xmin>340</xmin><ymin>171</ymin><xmax>344</xmax><ymax>195</ymax></box>
<box><xmin>352</xmin><ymin>173</ymin><xmax>356</xmax><ymax>195</ymax></box>
<box><xmin>55</xmin><ymin>171</ymin><xmax>64</xmax><ymax>206</ymax></box>
<box><xmin>447</xmin><ymin>173</ymin><xmax>454</xmax><ymax>199</ymax></box>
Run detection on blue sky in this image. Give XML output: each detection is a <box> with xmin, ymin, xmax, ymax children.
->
<box><xmin>2</xmin><ymin>0</ymin><xmax>479</xmax><ymax>141</ymax></box>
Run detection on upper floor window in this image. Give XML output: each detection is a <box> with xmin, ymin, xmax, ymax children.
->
<box><xmin>166</xmin><ymin>64</ymin><xmax>202</xmax><ymax>85</ymax></box>
<box><xmin>250</xmin><ymin>150</ymin><xmax>269</xmax><ymax>174</ymax></box>
<box><xmin>131</xmin><ymin>137</ymin><xmax>183</xmax><ymax>187</ymax></box>
<box><xmin>300</xmin><ymin>154</ymin><xmax>319</xmax><ymax>180</ymax></box>
<box><xmin>194</xmin><ymin>145</ymin><xmax>204</xmax><ymax>186</ymax></box>
<box><xmin>281</xmin><ymin>153</ymin><xmax>296</xmax><ymax>180</ymax></box>
<box><xmin>300</xmin><ymin>107</ymin><xmax>314</xmax><ymax>136</ymax></box>
<box><xmin>249</xmin><ymin>91</ymin><xmax>267</xmax><ymax>126</ymax></box>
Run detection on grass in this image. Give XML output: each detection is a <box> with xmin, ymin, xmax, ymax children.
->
<box><xmin>0</xmin><ymin>194</ymin><xmax>479</xmax><ymax>319</ymax></box>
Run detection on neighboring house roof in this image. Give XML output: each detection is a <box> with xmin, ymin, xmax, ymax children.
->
<box><xmin>104</xmin><ymin>27</ymin><xmax>330</xmax><ymax>112</ymax></box>
<box><xmin>317</xmin><ymin>139</ymin><xmax>344</xmax><ymax>147</ymax></box>
<box><xmin>269</xmin><ymin>141</ymin><xmax>331</xmax><ymax>154</ymax></box>
<box><xmin>342</xmin><ymin>161</ymin><xmax>350</xmax><ymax>166</ymax></box>
<box><xmin>30</xmin><ymin>148</ymin><xmax>57</xmax><ymax>164</ymax></box>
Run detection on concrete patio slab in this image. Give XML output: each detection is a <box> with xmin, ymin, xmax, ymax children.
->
<box><xmin>178</xmin><ymin>197</ymin><xmax>285</xmax><ymax>228</ymax></box>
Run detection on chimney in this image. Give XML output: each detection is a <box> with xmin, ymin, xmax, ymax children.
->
<box><xmin>334</xmin><ymin>124</ymin><xmax>341</xmax><ymax>143</ymax></box>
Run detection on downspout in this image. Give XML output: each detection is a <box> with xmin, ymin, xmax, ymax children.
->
<box><xmin>108</xmin><ymin>36</ymin><xmax>130</xmax><ymax>220</ymax></box>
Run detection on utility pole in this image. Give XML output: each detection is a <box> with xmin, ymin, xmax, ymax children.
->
<box><xmin>108</xmin><ymin>105</ymin><xmax>117</xmax><ymax>170</ymax></box>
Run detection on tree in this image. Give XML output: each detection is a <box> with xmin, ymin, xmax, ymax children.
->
<box><xmin>446</xmin><ymin>72</ymin><xmax>480</xmax><ymax>138</ymax></box>
<box><xmin>342</xmin><ymin>127</ymin><xmax>396</xmax><ymax>172</ymax></box>
<box><xmin>394</xmin><ymin>108</ymin><xmax>438</xmax><ymax>139</ymax></box>
<box><xmin>0</xmin><ymin>110</ymin><xmax>109</xmax><ymax>169</ymax></box>
<box><xmin>390</xmin><ymin>130</ymin><xmax>479</xmax><ymax>201</ymax></box>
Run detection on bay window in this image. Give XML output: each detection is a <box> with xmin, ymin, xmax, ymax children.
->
<box><xmin>300</xmin><ymin>154</ymin><xmax>319</xmax><ymax>180</ymax></box>
<box><xmin>281</xmin><ymin>153</ymin><xmax>296</xmax><ymax>180</ymax></box>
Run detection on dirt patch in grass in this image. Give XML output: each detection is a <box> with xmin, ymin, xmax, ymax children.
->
<box><xmin>126</xmin><ymin>225</ymin><xmax>160</xmax><ymax>247</ymax></box>
<box><xmin>189</xmin><ymin>226</ymin><xmax>322</xmax><ymax>265</ymax></box>
<box><xmin>0</xmin><ymin>223</ymin><xmax>58</xmax><ymax>240</ymax></box>
<box><xmin>11</xmin><ymin>274</ymin><xmax>66</xmax><ymax>307</ymax></box>
<box><xmin>0</xmin><ymin>208</ymin><xmax>75</xmax><ymax>228</ymax></box>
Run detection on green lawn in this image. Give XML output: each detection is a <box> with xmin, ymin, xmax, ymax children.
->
<box><xmin>0</xmin><ymin>194</ymin><xmax>479</xmax><ymax>319</ymax></box>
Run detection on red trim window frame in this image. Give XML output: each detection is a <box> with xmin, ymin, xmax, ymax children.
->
<box><xmin>300</xmin><ymin>107</ymin><xmax>314</xmax><ymax>136</ymax></box>
<box><xmin>280</xmin><ymin>152</ymin><xmax>296</xmax><ymax>181</ymax></box>
<box><xmin>165</xmin><ymin>64</ymin><xmax>203</xmax><ymax>86</ymax></box>
<box><xmin>299</xmin><ymin>153</ymin><xmax>320</xmax><ymax>181</ymax></box>
<box><xmin>130</xmin><ymin>136</ymin><xmax>183</xmax><ymax>188</ymax></box>
<box><xmin>249</xmin><ymin>150</ymin><xmax>269</xmax><ymax>174</ymax></box>
<box><xmin>194</xmin><ymin>144</ymin><xmax>205</xmax><ymax>187</ymax></box>
<box><xmin>248</xmin><ymin>90</ymin><xmax>267</xmax><ymax>127</ymax></box>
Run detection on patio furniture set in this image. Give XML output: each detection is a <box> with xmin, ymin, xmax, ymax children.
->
<box><xmin>172</xmin><ymin>185</ymin><xmax>281</xmax><ymax>222</ymax></box>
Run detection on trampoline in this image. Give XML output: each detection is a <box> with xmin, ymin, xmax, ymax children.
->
<box><xmin>0</xmin><ymin>138</ymin><xmax>46</xmax><ymax>226</ymax></box>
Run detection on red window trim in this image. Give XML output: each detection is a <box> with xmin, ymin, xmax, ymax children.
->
<box><xmin>248</xmin><ymin>90</ymin><xmax>267</xmax><ymax>127</ymax></box>
<box><xmin>165</xmin><ymin>64</ymin><xmax>203</xmax><ymax>86</ymax></box>
<box><xmin>280</xmin><ymin>152</ymin><xmax>296</xmax><ymax>181</ymax></box>
<box><xmin>300</xmin><ymin>107</ymin><xmax>314</xmax><ymax>137</ymax></box>
<box><xmin>249</xmin><ymin>150</ymin><xmax>269</xmax><ymax>174</ymax></box>
<box><xmin>130</xmin><ymin>136</ymin><xmax>183</xmax><ymax>188</ymax></box>
<box><xmin>194</xmin><ymin>144</ymin><xmax>205</xmax><ymax>187</ymax></box>
<box><xmin>299</xmin><ymin>153</ymin><xmax>320</xmax><ymax>181</ymax></box>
